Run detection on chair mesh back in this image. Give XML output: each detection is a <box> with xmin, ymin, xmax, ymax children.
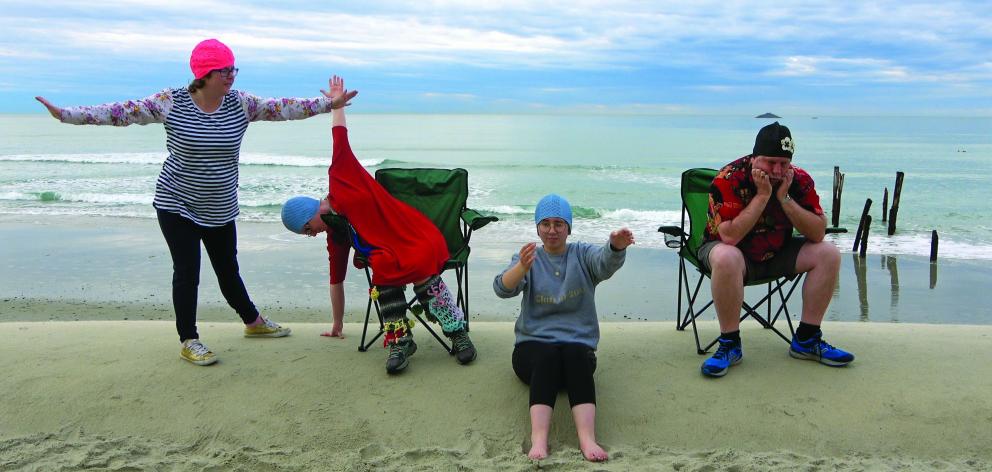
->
<box><xmin>374</xmin><ymin>168</ymin><xmax>469</xmax><ymax>262</ymax></box>
<box><xmin>681</xmin><ymin>168</ymin><xmax>719</xmax><ymax>265</ymax></box>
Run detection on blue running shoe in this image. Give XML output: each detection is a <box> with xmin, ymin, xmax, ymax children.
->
<box><xmin>701</xmin><ymin>338</ymin><xmax>743</xmax><ymax>377</ymax></box>
<box><xmin>789</xmin><ymin>331</ymin><xmax>854</xmax><ymax>366</ymax></box>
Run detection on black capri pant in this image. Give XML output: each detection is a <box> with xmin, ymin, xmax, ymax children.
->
<box><xmin>512</xmin><ymin>341</ymin><xmax>597</xmax><ymax>408</ymax></box>
<box><xmin>157</xmin><ymin>209</ymin><xmax>259</xmax><ymax>342</ymax></box>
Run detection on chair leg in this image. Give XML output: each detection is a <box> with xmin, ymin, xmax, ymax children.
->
<box><xmin>675</xmin><ymin>259</ymin><xmax>685</xmax><ymax>331</ymax></box>
<box><xmin>359</xmin><ymin>296</ymin><xmax>385</xmax><ymax>352</ymax></box>
<box><xmin>768</xmin><ymin>274</ymin><xmax>802</xmax><ymax>337</ymax></box>
<box><xmin>462</xmin><ymin>265</ymin><xmax>470</xmax><ymax>332</ymax></box>
<box><xmin>410</xmin><ymin>302</ymin><xmax>453</xmax><ymax>354</ymax></box>
<box><xmin>682</xmin><ymin>270</ymin><xmax>711</xmax><ymax>354</ymax></box>
<box><xmin>358</xmin><ymin>267</ymin><xmax>385</xmax><ymax>352</ymax></box>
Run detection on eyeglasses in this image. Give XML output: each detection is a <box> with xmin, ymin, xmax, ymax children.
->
<box><xmin>538</xmin><ymin>220</ymin><xmax>568</xmax><ymax>233</ymax></box>
<box><xmin>214</xmin><ymin>67</ymin><xmax>239</xmax><ymax>78</ymax></box>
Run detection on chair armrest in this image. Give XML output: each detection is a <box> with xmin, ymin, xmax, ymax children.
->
<box><xmin>658</xmin><ymin>226</ymin><xmax>685</xmax><ymax>237</ymax></box>
<box><xmin>658</xmin><ymin>225</ymin><xmax>687</xmax><ymax>249</ymax></box>
<box><xmin>462</xmin><ymin>208</ymin><xmax>498</xmax><ymax>231</ymax></box>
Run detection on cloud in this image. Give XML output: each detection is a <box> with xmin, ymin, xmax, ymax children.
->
<box><xmin>2</xmin><ymin>0</ymin><xmax>990</xmax><ymax>113</ymax></box>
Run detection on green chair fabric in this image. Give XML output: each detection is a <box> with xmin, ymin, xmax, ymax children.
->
<box><xmin>660</xmin><ymin>168</ymin><xmax>803</xmax><ymax>354</ymax></box>
<box><xmin>357</xmin><ymin>167</ymin><xmax>498</xmax><ymax>353</ymax></box>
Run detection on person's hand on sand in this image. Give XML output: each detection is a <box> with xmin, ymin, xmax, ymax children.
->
<box><xmin>321</xmin><ymin>75</ymin><xmax>358</xmax><ymax>109</ymax></box>
<box><xmin>518</xmin><ymin>242</ymin><xmax>537</xmax><ymax>271</ymax></box>
<box><xmin>320</xmin><ymin>320</ymin><xmax>345</xmax><ymax>339</ymax></box>
<box><xmin>609</xmin><ymin>228</ymin><xmax>634</xmax><ymax>251</ymax></box>
<box><xmin>35</xmin><ymin>96</ymin><xmax>62</xmax><ymax>120</ymax></box>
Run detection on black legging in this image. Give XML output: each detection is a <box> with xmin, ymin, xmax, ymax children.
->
<box><xmin>157</xmin><ymin>209</ymin><xmax>259</xmax><ymax>342</ymax></box>
<box><xmin>512</xmin><ymin>341</ymin><xmax>597</xmax><ymax>408</ymax></box>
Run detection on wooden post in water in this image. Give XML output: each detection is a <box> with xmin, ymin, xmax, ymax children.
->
<box><xmin>887</xmin><ymin>172</ymin><xmax>904</xmax><ymax>235</ymax></box>
<box><xmin>859</xmin><ymin>215</ymin><xmax>871</xmax><ymax>258</ymax></box>
<box><xmin>852</xmin><ymin>198</ymin><xmax>872</xmax><ymax>252</ymax></box>
<box><xmin>882</xmin><ymin>187</ymin><xmax>889</xmax><ymax>222</ymax></box>
<box><xmin>929</xmin><ymin>230</ymin><xmax>939</xmax><ymax>289</ymax></box>
<box><xmin>831</xmin><ymin>166</ymin><xmax>844</xmax><ymax>228</ymax></box>
<box><xmin>930</xmin><ymin>230</ymin><xmax>939</xmax><ymax>262</ymax></box>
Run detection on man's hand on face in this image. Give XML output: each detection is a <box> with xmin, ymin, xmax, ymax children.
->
<box><xmin>752</xmin><ymin>168</ymin><xmax>773</xmax><ymax>198</ymax></box>
<box><xmin>775</xmin><ymin>167</ymin><xmax>795</xmax><ymax>202</ymax></box>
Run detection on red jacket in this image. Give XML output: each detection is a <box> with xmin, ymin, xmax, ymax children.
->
<box><xmin>327</xmin><ymin>126</ymin><xmax>448</xmax><ymax>286</ymax></box>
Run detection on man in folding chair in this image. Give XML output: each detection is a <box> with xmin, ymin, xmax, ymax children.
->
<box><xmin>280</xmin><ymin>76</ymin><xmax>476</xmax><ymax>374</ymax></box>
<box><xmin>699</xmin><ymin>122</ymin><xmax>854</xmax><ymax>377</ymax></box>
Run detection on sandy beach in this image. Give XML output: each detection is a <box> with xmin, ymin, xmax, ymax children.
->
<box><xmin>1</xmin><ymin>320</ymin><xmax>990</xmax><ymax>471</ymax></box>
<box><xmin>3</xmin><ymin>215</ymin><xmax>992</xmax><ymax>470</ymax></box>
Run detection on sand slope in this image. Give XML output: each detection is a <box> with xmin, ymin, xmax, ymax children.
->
<box><xmin>1</xmin><ymin>321</ymin><xmax>990</xmax><ymax>471</ymax></box>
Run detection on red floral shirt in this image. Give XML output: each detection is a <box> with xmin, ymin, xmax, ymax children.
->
<box><xmin>704</xmin><ymin>155</ymin><xmax>823</xmax><ymax>262</ymax></box>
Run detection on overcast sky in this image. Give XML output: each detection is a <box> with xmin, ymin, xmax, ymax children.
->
<box><xmin>3</xmin><ymin>0</ymin><xmax>990</xmax><ymax>115</ymax></box>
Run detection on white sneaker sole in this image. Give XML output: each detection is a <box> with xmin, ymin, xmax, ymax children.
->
<box><xmin>181</xmin><ymin>354</ymin><xmax>218</xmax><ymax>366</ymax></box>
<box><xmin>244</xmin><ymin>328</ymin><xmax>291</xmax><ymax>338</ymax></box>
<box><xmin>789</xmin><ymin>348</ymin><xmax>851</xmax><ymax>366</ymax></box>
<box><xmin>701</xmin><ymin>356</ymin><xmax>742</xmax><ymax>377</ymax></box>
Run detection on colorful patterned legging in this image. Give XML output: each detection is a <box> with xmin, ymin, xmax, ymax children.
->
<box><xmin>376</xmin><ymin>275</ymin><xmax>466</xmax><ymax>336</ymax></box>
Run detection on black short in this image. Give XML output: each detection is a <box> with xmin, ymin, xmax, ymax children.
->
<box><xmin>512</xmin><ymin>341</ymin><xmax>597</xmax><ymax>408</ymax></box>
<box><xmin>698</xmin><ymin>238</ymin><xmax>805</xmax><ymax>283</ymax></box>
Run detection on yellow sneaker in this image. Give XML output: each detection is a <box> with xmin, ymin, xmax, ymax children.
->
<box><xmin>244</xmin><ymin>317</ymin><xmax>291</xmax><ymax>338</ymax></box>
<box><xmin>181</xmin><ymin>339</ymin><xmax>218</xmax><ymax>366</ymax></box>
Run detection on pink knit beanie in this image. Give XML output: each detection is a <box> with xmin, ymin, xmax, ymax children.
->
<box><xmin>189</xmin><ymin>39</ymin><xmax>235</xmax><ymax>79</ymax></box>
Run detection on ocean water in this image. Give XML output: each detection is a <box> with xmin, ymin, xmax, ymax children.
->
<box><xmin>2</xmin><ymin>113</ymin><xmax>990</xmax><ymax>260</ymax></box>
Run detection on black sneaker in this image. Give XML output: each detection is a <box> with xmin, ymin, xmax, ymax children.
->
<box><xmin>449</xmin><ymin>330</ymin><xmax>477</xmax><ymax>365</ymax></box>
<box><xmin>386</xmin><ymin>337</ymin><xmax>417</xmax><ymax>374</ymax></box>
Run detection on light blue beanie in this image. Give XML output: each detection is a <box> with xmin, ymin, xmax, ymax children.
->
<box><xmin>534</xmin><ymin>194</ymin><xmax>572</xmax><ymax>234</ymax></box>
<box><xmin>281</xmin><ymin>196</ymin><xmax>320</xmax><ymax>234</ymax></box>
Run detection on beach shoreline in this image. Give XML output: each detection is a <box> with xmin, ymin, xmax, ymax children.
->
<box><xmin>3</xmin><ymin>214</ymin><xmax>991</xmax><ymax>325</ymax></box>
<box><xmin>1</xmin><ymin>320</ymin><xmax>990</xmax><ymax>471</ymax></box>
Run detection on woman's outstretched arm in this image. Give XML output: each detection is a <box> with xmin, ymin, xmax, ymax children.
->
<box><xmin>35</xmin><ymin>91</ymin><xmax>172</xmax><ymax>126</ymax></box>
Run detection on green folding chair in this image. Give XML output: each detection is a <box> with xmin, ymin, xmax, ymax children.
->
<box><xmin>659</xmin><ymin>168</ymin><xmax>844</xmax><ymax>354</ymax></box>
<box><xmin>357</xmin><ymin>167</ymin><xmax>498</xmax><ymax>353</ymax></box>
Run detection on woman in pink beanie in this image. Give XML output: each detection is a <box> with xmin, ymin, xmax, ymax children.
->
<box><xmin>35</xmin><ymin>38</ymin><xmax>357</xmax><ymax>367</ymax></box>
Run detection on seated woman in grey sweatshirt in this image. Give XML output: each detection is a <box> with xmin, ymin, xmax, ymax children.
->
<box><xmin>493</xmin><ymin>193</ymin><xmax>634</xmax><ymax>463</ymax></box>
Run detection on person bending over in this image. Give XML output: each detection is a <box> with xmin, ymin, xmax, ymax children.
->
<box><xmin>281</xmin><ymin>76</ymin><xmax>476</xmax><ymax>375</ymax></box>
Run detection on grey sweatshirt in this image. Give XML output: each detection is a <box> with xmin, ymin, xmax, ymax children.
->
<box><xmin>493</xmin><ymin>241</ymin><xmax>626</xmax><ymax>349</ymax></box>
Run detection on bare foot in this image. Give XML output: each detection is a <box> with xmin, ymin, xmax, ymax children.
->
<box><xmin>527</xmin><ymin>442</ymin><xmax>548</xmax><ymax>460</ymax></box>
<box><xmin>579</xmin><ymin>440</ymin><xmax>608</xmax><ymax>462</ymax></box>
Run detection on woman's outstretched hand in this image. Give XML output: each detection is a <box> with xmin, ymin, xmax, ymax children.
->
<box><xmin>609</xmin><ymin>228</ymin><xmax>635</xmax><ymax>250</ymax></box>
<box><xmin>35</xmin><ymin>96</ymin><xmax>62</xmax><ymax>120</ymax></box>
<box><xmin>321</xmin><ymin>75</ymin><xmax>358</xmax><ymax>108</ymax></box>
<box><xmin>518</xmin><ymin>242</ymin><xmax>537</xmax><ymax>271</ymax></box>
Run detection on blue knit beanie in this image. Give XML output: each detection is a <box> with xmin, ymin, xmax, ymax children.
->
<box><xmin>281</xmin><ymin>196</ymin><xmax>320</xmax><ymax>234</ymax></box>
<box><xmin>534</xmin><ymin>194</ymin><xmax>572</xmax><ymax>234</ymax></box>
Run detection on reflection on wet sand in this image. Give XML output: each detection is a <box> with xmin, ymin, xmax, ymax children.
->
<box><xmin>884</xmin><ymin>255</ymin><xmax>899</xmax><ymax>322</ymax></box>
<box><xmin>930</xmin><ymin>261</ymin><xmax>938</xmax><ymax>289</ymax></box>
<box><xmin>853</xmin><ymin>254</ymin><xmax>869</xmax><ymax>322</ymax></box>
<box><xmin>850</xmin><ymin>254</ymin><xmax>930</xmax><ymax>323</ymax></box>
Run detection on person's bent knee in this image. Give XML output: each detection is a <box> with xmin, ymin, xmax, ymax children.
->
<box><xmin>806</xmin><ymin>240</ymin><xmax>840</xmax><ymax>268</ymax></box>
<box><xmin>708</xmin><ymin>244</ymin><xmax>746</xmax><ymax>276</ymax></box>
